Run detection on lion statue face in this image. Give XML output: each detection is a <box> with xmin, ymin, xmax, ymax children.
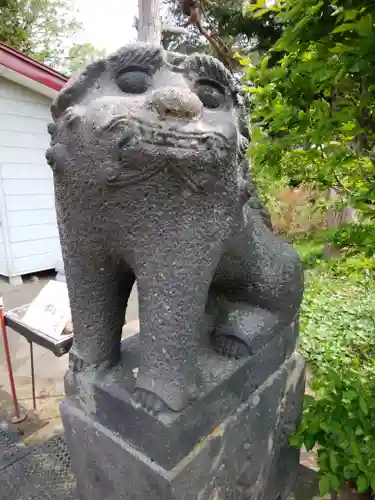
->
<box><xmin>48</xmin><ymin>43</ymin><xmax>248</xmax><ymax>194</ymax></box>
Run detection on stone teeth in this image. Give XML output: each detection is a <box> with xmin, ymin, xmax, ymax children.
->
<box><xmin>115</xmin><ymin>126</ymin><xmax>225</xmax><ymax>151</ymax></box>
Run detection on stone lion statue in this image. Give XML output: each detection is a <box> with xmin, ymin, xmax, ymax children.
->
<box><xmin>47</xmin><ymin>43</ymin><xmax>303</xmax><ymax>414</ymax></box>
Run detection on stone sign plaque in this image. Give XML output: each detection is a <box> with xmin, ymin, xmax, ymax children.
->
<box><xmin>22</xmin><ymin>280</ymin><xmax>71</xmax><ymax>340</ymax></box>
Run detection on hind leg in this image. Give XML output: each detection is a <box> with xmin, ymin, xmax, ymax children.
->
<box><xmin>210</xmin><ymin>205</ymin><xmax>303</xmax><ymax>358</ymax></box>
<box><xmin>209</xmin><ymin>298</ymin><xmax>284</xmax><ymax>358</ymax></box>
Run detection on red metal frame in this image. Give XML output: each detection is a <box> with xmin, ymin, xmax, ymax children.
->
<box><xmin>0</xmin><ymin>297</ymin><xmax>25</xmax><ymax>423</ymax></box>
<box><xmin>0</xmin><ymin>42</ymin><xmax>68</xmax><ymax>91</ymax></box>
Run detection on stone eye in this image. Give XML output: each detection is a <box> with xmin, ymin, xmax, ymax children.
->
<box><xmin>195</xmin><ymin>80</ymin><xmax>226</xmax><ymax>109</ymax></box>
<box><xmin>116</xmin><ymin>70</ymin><xmax>151</xmax><ymax>94</ymax></box>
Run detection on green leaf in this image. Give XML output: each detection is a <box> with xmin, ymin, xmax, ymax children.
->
<box><xmin>332</xmin><ymin>23</ymin><xmax>356</xmax><ymax>33</ymax></box>
<box><xmin>248</xmin><ymin>0</ymin><xmax>266</xmax><ymax>10</ymax></box>
<box><xmin>341</xmin><ymin>122</ymin><xmax>356</xmax><ymax>132</ymax></box>
<box><xmin>304</xmin><ymin>438</ymin><xmax>316</xmax><ymax>452</ymax></box>
<box><xmin>355</xmin><ymin>14</ymin><xmax>373</xmax><ymax>37</ymax></box>
<box><xmin>261</xmin><ymin>56</ymin><xmax>269</xmax><ymax>72</ymax></box>
<box><xmin>356</xmin><ymin>475</ymin><xmax>370</xmax><ymax>493</ymax></box>
<box><xmin>343</xmin><ymin>464</ymin><xmax>358</xmax><ymax>480</ymax></box>
<box><xmin>329</xmin><ymin>450</ymin><xmax>339</xmax><ymax>473</ymax></box>
<box><xmin>289</xmin><ymin>434</ymin><xmax>302</xmax><ymax>448</ymax></box>
<box><xmin>319</xmin><ymin>475</ymin><xmax>331</xmax><ymax>496</ymax></box>
<box><xmin>344</xmin><ymin>9</ymin><xmax>359</xmax><ymax>21</ymax></box>
<box><xmin>344</xmin><ymin>390</ymin><xmax>357</xmax><ymax>401</ymax></box>
<box><xmin>329</xmin><ymin>473</ymin><xmax>341</xmax><ymax>490</ymax></box>
<box><xmin>246</xmin><ymin>87</ymin><xmax>263</xmax><ymax>94</ymax></box>
<box><xmin>359</xmin><ymin>397</ymin><xmax>369</xmax><ymax>416</ymax></box>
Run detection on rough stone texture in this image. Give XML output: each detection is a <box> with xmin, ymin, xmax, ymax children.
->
<box><xmin>48</xmin><ymin>42</ymin><xmax>303</xmax><ymax>413</ymax></box>
<box><xmin>61</xmin><ymin>352</ymin><xmax>305</xmax><ymax>500</ymax></box>
<box><xmin>50</xmin><ymin>42</ymin><xmax>305</xmax><ymax>498</ymax></box>
<box><xmin>0</xmin><ymin>426</ymin><xmax>76</xmax><ymax>500</ymax></box>
<box><xmin>65</xmin><ymin>321</ymin><xmax>298</xmax><ymax>469</ymax></box>
<box><xmin>0</xmin><ymin>421</ymin><xmax>30</xmax><ymax>470</ymax></box>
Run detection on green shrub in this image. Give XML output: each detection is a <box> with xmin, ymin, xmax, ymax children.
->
<box><xmin>291</xmin><ymin>257</ymin><xmax>375</xmax><ymax>496</ymax></box>
<box><xmin>294</xmin><ymin>236</ymin><xmax>325</xmax><ymax>269</ymax></box>
<box><xmin>329</xmin><ymin>223</ymin><xmax>375</xmax><ymax>258</ymax></box>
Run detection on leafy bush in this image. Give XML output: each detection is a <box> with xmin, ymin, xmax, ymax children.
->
<box><xmin>291</xmin><ymin>254</ymin><xmax>375</xmax><ymax>496</ymax></box>
<box><xmin>329</xmin><ymin>223</ymin><xmax>375</xmax><ymax>258</ymax></box>
<box><xmin>294</xmin><ymin>236</ymin><xmax>325</xmax><ymax>269</ymax></box>
<box><xmin>243</xmin><ymin>0</ymin><xmax>375</xmax><ymax>248</ymax></box>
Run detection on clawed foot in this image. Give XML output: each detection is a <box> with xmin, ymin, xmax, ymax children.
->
<box><xmin>131</xmin><ymin>371</ymin><xmax>199</xmax><ymax>414</ymax></box>
<box><xmin>212</xmin><ymin>334</ymin><xmax>251</xmax><ymax>359</ymax></box>
<box><xmin>132</xmin><ymin>388</ymin><xmax>168</xmax><ymax>416</ymax></box>
<box><xmin>210</xmin><ymin>305</ymin><xmax>282</xmax><ymax>360</ymax></box>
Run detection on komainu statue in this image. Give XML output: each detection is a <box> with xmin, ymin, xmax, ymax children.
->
<box><xmin>47</xmin><ymin>43</ymin><xmax>303</xmax><ymax>415</ymax></box>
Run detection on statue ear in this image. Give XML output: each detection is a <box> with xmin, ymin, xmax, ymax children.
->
<box><xmin>52</xmin><ymin>59</ymin><xmax>107</xmax><ymax>120</ymax></box>
<box><xmin>238</xmin><ymin>136</ymin><xmax>249</xmax><ymax>163</ymax></box>
<box><xmin>239</xmin><ymin>157</ymin><xmax>274</xmax><ymax>230</ymax></box>
<box><xmin>234</xmin><ymin>86</ymin><xmax>252</xmax><ymax>141</ymax></box>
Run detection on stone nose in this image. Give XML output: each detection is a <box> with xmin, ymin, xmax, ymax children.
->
<box><xmin>151</xmin><ymin>87</ymin><xmax>202</xmax><ymax>120</ymax></box>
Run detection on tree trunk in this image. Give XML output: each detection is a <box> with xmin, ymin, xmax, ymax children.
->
<box><xmin>323</xmin><ymin>188</ymin><xmax>357</xmax><ymax>260</ymax></box>
<box><xmin>137</xmin><ymin>0</ymin><xmax>162</xmax><ymax>45</ymax></box>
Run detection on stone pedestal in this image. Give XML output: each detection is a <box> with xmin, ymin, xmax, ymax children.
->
<box><xmin>60</xmin><ymin>323</ymin><xmax>305</xmax><ymax>500</ymax></box>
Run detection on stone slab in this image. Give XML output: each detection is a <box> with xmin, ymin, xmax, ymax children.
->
<box><xmin>64</xmin><ymin>321</ymin><xmax>298</xmax><ymax>469</ymax></box>
<box><xmin>61</xmin><ymin>351</ymin><xmax>305</xmax><ymax>500</ymax></box>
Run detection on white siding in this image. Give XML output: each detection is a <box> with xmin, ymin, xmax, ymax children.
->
<box><xmin>0</xmin><ymin>77</ymin><xmax>61</xmax><ymax>278</ymax></box>
<box><xmin>0</xmin><ymin>219</ymin><xmax>6</xmax><ymax>276</ymax></box>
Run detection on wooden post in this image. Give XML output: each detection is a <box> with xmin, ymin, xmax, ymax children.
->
<box><xmin>137</xmin><ymin>0</ymin><xmax>162</xmax><ymax>45</ymax></box>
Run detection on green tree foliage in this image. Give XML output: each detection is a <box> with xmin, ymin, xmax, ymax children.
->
<box><xmin>62</xmin><ymin>43</ymin><xmax>107</xmax><ymax>75</ymax></box>
<box><xmin>243</xmin><ymin>0</ymin><xmax>375</xmax><ymax>241</ymax></box>
<box><xmin>162</xmin><ymin>0</ymin><xmax>283</xmax><ymax>61</ymax></box>
<box><xmin>0</xmin><ymin>0</ymin><xmax>30</xmax><ymax>49</ymax></box>
<box><xmin>0</xmin><ymin>0</ymin><xmax>81</xmax><ymax>67</ymax></box>
<box><xmin>0</xmin><ymin>0</ymin><xmax>104</xmax><ymax>74</ymax></box>
<box><xmin>245</xmin><ymin>3</ymin><xmax>375</xmax><ymax>491</ymax></box>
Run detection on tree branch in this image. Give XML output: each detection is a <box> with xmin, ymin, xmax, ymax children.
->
<box><xmin>178</xmin><ymin>0</ymin><xmax>237</xmax><ymax>69</ymax></box>
<box><xmin>334</xmin><ymin>172</ymin><xmax>354</xmax><ymax>195</ymax></box>
<box><xmin>162</xmin><ymin>23</ymin><xmax>189</xmax><ymax>36</ymax></box>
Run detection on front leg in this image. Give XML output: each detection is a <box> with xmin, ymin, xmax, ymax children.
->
<box><xmin>65</xmin><ymin>253</ymin><xmax>134</xmax><ymax>373</ymax></box>
<box><xmin>132</xmin><ymin>240</ymin><xmax>221</xmax><ymax>414</ymax></box>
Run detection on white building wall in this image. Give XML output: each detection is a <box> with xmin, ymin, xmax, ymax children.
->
<box><xmin>0</xmin><ymin>77</ymin><xmax>61</xmax><ymax>280</ymax></box>
<box><xmin>0</xmin><ymin>210</ymin><xmax>6</xmax><ymax>276</ymax></box>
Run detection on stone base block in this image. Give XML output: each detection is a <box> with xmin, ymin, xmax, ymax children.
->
<box><xmin>65</xmin><ymin>322</ymin><xmax>299</xmax><ymax>469</ymax></box>
<box><xmin>61</xmin><ymin>352</ymin><xmax>305</xmax><ymax>500</ymax></box>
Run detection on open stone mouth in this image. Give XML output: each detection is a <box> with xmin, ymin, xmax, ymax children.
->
<box><xmin>100</xmin><ymin>116</ymin><xmax>229</xmax><ymax>191</ymax></box>
<box><xmin>101</xmin><ymin>116</ymin><xmax>229</xmax><ymax>152</ymax></box>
